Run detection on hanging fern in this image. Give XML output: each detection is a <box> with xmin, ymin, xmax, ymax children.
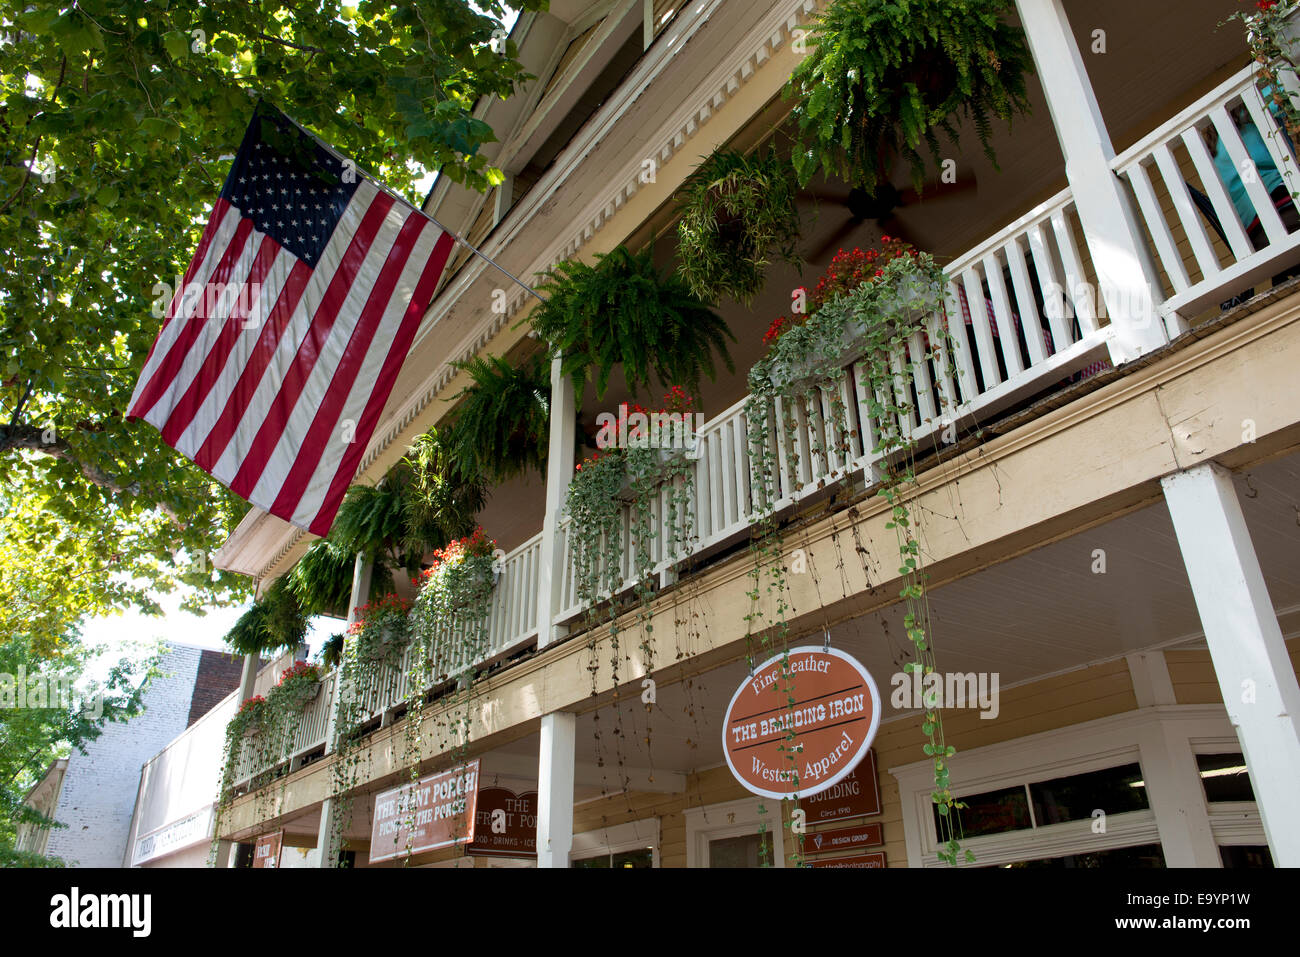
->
<box><xmin>402</xmin><ymin>426</ymin><xmax>487</xmax><ymax>549</ymax></box>
<box><xmin>288</xmin><ymin>538</ymin><xmax>355</xmax><ymax>618</ymax></box>
<box><xmin>675</xmin><ymin>148</ymin><xmax>802</xmax><ymax>304</ymax></box>
<box><xmin>786</xmin><ymin>0</ymin><xmax>1032</xmax><ymax>195</ymax></box>
<box><xmin>318</xmin><ymin>633</ymin><xmax>344</xmax><ymax>670</ymax></box>
<box><xmin>448</xmin><ymin>353</ymin><xmax>550</xmax><ymax>482</ymax></box>
<box><xmin>224</xmin><ymin>576</ymin><xmax>308</xmax><ymax>656</ymax></box>
<box><xmin>525</xmin><ymin>245</ymin><xmax>735</xmax><ymax>400</ymax></box>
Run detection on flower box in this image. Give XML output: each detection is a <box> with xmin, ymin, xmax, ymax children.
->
<box><xmin>277</xmin><ymin>678</ymin><xmax>321</xmax><ymax>712</ymax></box>
<box><xmin>767</xmin><ymin>279</ymin><xmax>941</xmax><ymax>393</ymax></box>
<box><xmin>358</xmin><ymin>623</ymin><xmax>410</xmax><ymax>666</ymax></box>
<box><xmin>616</xmin><ymin>447</ymin><xmax>693</xmax><ymax>502</ymax></box>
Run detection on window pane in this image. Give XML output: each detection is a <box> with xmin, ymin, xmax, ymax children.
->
<box><xmin>709</xmin><ymin>833</ymin><xmax>773</xmax><ymax>868</ymax></box>
<box><xmin>572</xmin><ymin>854</ymin><xmax>610</xmax><ymax>868</ymax></box>
<box><xmin>611</xmin><ymin>848</ymin><xmax>654</xmax><ymax>869</ymax></box>
<box><xmin>1219</xmin><ymin>844</ymin><xmax>1273</xmax><ymax>868</ymax></box>
<box><xmin>1197</xmin><ymin>753</ymin><xmax>1255</xmax><ymax>803</ymax></box>
<box><xmin>1002</xmin><ymin>843</ymin><xmax>1165</xmax><ymax>869</ymax></box>
<box><xmin>935</xmin><ymin>785</ymin><xmax>1032</xmax><ymax>838</ymax></box>
<box><xmin>1030</xmin><ymin>763</ymin><xmax>1148</xmax><ymax>825</ymax></box>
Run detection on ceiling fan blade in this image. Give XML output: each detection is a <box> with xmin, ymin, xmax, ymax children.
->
<box><xmin>808</xmin><ymin>215</ymin><xmax>863</xmax><ymax>262</ymax></box>
<box><xmin>796</xmin><ymin>189</ymin><xmax>853</xmax><ymax>206</ymax></box>
<box><xmin>898</xmin><ymin>176</ymin><xmax>978</xmax><ymax>207</ymax></box>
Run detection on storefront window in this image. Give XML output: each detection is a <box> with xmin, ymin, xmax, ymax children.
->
<box><xmin>934</xmin><ymin>785</ymin><xmax>1032</xmax><ymax>837</ymax></box>
<box><xmin>1196</xmin><ymin>753</ymin><xmax>1255</xmax><ymax>803</ymax></box>
<box><xmin>573</xmin><ymin>848</ymin><xmax>654</xmax><ymax>868</ymax></box>
<box><xmin>1219</xmin><ymin>845</ymin><xmax>1272</xmax><ymax>868</ymax></box>
<box><xmin>1029</xmin><ymin>763</ymin><xmax>1148</xmax><ymax>825</ymax></box>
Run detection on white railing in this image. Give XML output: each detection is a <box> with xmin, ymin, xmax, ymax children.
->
<box><xmin>1113</xmin><ymin>65</ymin><xmax>1300</xmax><ymax>328</ymax></box>
<box><xmin>232</xmin><ymin>672</ymin><xmax>335</xmax><ymax>785</ymax></box>
<box><xmin>554</xmin><ymin>192</ymin><xmax>1113</xmax><ymax>626</ymax></box>
<box><xmin>234</xmin><ymin>532</ymin><xmax>543</xmax><ymax>786</ymax></box>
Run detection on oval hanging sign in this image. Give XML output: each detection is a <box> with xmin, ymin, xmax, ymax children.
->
<box><xmin>722</xmin><ymin>646</ymin><xmax>881</xmax><ymax>800</ymax></box>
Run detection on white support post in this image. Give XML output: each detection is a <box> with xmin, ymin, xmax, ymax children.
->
<box><xmin>315</xmin><ymin>552</ymin><xmax>373</xmax><ymax>868</ymax></box>
<box><xmin>236</xmin><ymin>652</ymin><xmax>258</xmax><ymax>704</ymax></box>
<box><xmin>536</xmin><ymin>355</ymin><xmax>577</xmax><ymax>649</ymax></box>
<box><xmin>537</xmin><ymin>711</ymin><xmax>576</xmax><ymax>868</ymax></box>
<box><xmin>1014</xmin><ymin>0</ymin><xmax>1170</xmax><ymax>362</ymax></box>
<box><xmin>1161</xmin><ymin>462</ymin><xmax>1300</xmax><ymax>867</ymax></box>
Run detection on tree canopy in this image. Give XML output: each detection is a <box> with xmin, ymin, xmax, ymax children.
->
<box><xmin>0</xmin><ymin>1</ymin><xmax>541</xmax><ymax>654</ymax></box>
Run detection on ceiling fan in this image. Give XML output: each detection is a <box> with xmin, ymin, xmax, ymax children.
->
<box><xmin>799</xmin><ymin>172</ymin><xmax>977</xmax><ymax>262</ymax></box>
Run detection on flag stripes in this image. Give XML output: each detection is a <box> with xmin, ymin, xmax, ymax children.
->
<box><xmin>128</xmin><ymin>106</ymin><xmax>453</xmax><ymax>536</ymax></box>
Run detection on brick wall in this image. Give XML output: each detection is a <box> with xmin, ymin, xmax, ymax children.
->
<box><xmin>186</xmin><ymin>650</ymin><xmax>245</xmax><ymax>727</ymax></box>
<box><xmin>45</xmin><ymin>643</ymin><xmax>205</xmax><ymax>868</ymax></box>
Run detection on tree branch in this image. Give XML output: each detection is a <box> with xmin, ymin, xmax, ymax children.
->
<box><xmin>255</xmin><ymin>32</ymin><xmax>325</xmax><ymax>54</ymax></box>
<box><xmin>0</xmin><ymin>55</ymin><xmax>66</xmax><ymax>217</ymax></box>
<box><xmin>0</xmin><ymin>422</ymin><xmax>184</xmax><ymax>525</ymax></box>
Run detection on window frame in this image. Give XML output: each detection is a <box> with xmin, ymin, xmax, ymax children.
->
<box><xmin>684</xmin><ymin>797</ymin><xmax>786</xmax><ymax>868</ymax></box>
<box><xmin>891</xmin><ymin>705</ymin><xmax>1243</xmax><ymax>868</ymax></box>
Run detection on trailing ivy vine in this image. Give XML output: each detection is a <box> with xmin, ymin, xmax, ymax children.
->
<box><xmin>743</xmin><ymin>239</ymin><xmax>974</xmax><ymax>865</ymax></box>
<box><xmin>209</xmin><ymin>660</ymin><xmax>324</xmax><ymax>866</ymax></box>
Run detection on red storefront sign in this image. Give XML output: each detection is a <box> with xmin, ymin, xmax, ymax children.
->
<box><xmin>723</xmin><ymin>647</ymin><xmax>881</xmax><ymax>800</ymax></box>
<box><xmin>252</xmin><ymin>831</ymin><xmax>282</xmax><ymax>868</ymax></box>
<box><xmin>467</xmin><ymin>787</ymin><xmax>537</xmax><ymax>858</ymax></box>
<box><xmin>800</xmin><ymin>751</ymin><xmax>882</xmax><ymax>824</ymax></box>
<box><xmin>808</xmin><ymin>851</ymin><xmax>887</xmax><ymax>868</ymax></box>
<box><xmin>369</xmin><ymin>759</ymin><xmax>480</xmax><ymax>864</ymax></box>
<box><xmin>807</xmin><ymin>821</ymin><xmax>884</xmax><ymax>856</ymax></box>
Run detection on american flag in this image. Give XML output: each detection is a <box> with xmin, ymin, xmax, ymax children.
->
<box><xmin>129</xmin><ymin>104</ymin><xmax>455</xmax><ymax>536</ymax></box>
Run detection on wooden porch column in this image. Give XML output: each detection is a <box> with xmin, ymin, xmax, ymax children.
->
<box><xmin>1161</xmin><ymin>462</ymin><xmax>1300</xmax><ymax>867</ymax></box>
<box><xmin>1014</xmin><ymin>0</ymin><xmax>1172</xmax><ymax>361</ymax></box>
<box><xmin>536</xmin><ymin>354</ymin><xmax>576</xmax><ymax>649</ymax></box>
<box><xmin>314</xmin><ymin>552</ymin><xmax>373</xmax><ymax>868</ymax></box>
<box><xmin>236</xmin><ymin>652</ymin><xmax>258</xmax><ymax>704</ymax></box>
<box><xmin>536</xmin><ymin>711</ymin><xmax>576</xmax><ymax>868</ymax></box>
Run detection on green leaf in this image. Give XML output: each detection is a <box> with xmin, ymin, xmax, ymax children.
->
<box><xmin>163</xmin><ymin>31</ymin><xmax>189</xmax><ymax>62</ymax></box>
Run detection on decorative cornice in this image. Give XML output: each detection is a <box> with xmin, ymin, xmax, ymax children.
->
<box><xmin>355</xmin><ymin>0</ymin><xmax>817</xmax><ymax>483</ymax></box>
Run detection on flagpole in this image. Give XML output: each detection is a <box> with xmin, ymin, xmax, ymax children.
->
<box><xmin>269</xmin><ymin>102</ymin><xmax>546</xmax><ymax>303</ymax></box>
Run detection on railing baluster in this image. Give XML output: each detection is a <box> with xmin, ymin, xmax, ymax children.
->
<box><xmin>1220</xmin><ymin>98</ymin><xmax>1291</xmax><ymax>245</ymax></box>
<box><xmin>1026</xmin><ymin>222</ymin><xmax>1076</xmax><ymax>352</ymax></box>
<box><xmin>960</xmin><ymin>267</ymin><xmax>1002</xmax><ymax>389</ymax></box>
<box><xmin>942</xmin><ymin>280</ymin><xmax>980</xmax><ymax>401</ymax></box>
<box><xmin>1121</xmin><ymin>160</ymin><xmax>1191</xmax><ymax>294</ymax></box>
<box><xmin>1179</xmin><ymin>125</ymin><xmax>1253</xmax><ymax>260</ymax></box>
<box><xmin>1151</xmin><ymin>141</ymin><xmax>1223</xmax><ymax>281</ymax></box>
<box><xmin>1004</xmin><ymin>235</ymin><xmax>1051</xmax><ymax>364</ymax></box>
<box><xmin>1050</xmin><ymin>209</ymin><xmax>1100</xmax><ymax>337</ymax></box>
